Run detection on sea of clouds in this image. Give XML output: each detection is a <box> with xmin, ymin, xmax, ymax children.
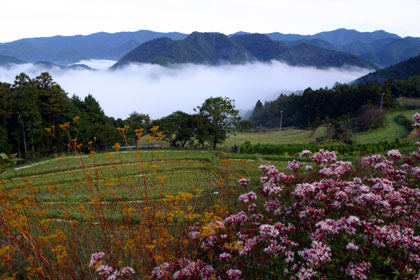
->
<box><xmin>0</xmin><ymin>60</ymin><xmax>371</xmax><ymax>119</ymax></box>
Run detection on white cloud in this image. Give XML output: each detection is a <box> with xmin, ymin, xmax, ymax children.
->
<box><xmin>75</xmin><ymin>59</ymin><xmax>116</xmax><ymax>70</ymax></box>
<box><xmin>0</xmin><ymin>61</ymin><xmax>370</xmax><ymax>119</ymax></box>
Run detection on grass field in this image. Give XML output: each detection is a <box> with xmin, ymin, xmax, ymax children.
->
<box><xmin>351</xmin><ymin>109</ymin><xmax>417</xmax><ymax>143</ymax></box>
<box><xmin>2</xmin><ymin>150</ymin><xmax>290</xmax><ymax>216</ymax></box>
<box><xmin>397</xmin><ymin>97</ymin><xmax>420</xmax><ymax>107</ymax></box>
<box><xmin>224</xmin><ymin>126</ymin><xmax>329</xmax><ymax>147</ymax></box>
<box><xmin>2</xmin><ymin>118</ymin><xmax>419</xmax><ymax>278</ymax></box>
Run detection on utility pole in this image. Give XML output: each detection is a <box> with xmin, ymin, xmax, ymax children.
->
<box><xmin>380</xmin><ymin>92</ymin><xmax>385</xmax><ymax>111</ymax></box>
<box><xmin>279</xmin><ymin>110</ymin><xmax>283</xmax><ymax>131</ymax></box>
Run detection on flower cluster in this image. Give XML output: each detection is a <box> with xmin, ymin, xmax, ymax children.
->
<box><xmin>146</xmin><ymin>113</ymin><xmax>420</xmax><ymax>279</ymax></box>
<box><xmin>89</xmin><ymin>253</ymin><xmax>135</xmax><ymax>279</ymax></box>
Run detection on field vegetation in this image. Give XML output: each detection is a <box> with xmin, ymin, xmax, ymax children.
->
<box><xmin>1</xmin><ymin>113</ymin><xmax>420</xmax><ymax>279</ymax></box>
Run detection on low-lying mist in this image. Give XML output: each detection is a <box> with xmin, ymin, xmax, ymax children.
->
<box><xmin>0</xmin><ymin>61</ymin><xmax>371</xmax><ymax>119</ymax></box>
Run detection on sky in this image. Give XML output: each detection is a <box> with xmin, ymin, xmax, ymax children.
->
<box><xmin>1</xmin><ymin>0</ymin><xmax>420</xmax><ymax>43</ymax></box>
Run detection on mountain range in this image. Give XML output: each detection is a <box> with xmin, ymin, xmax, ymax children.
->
<box><xmin>0</xmin><ymin>28</ymin><xmax>419</xmax><ymax>69</ymax></box>
<box><xmin>113</xmin><ymin>32</ymin><xmax>376</xmax><ymax>69</ymax></box>
<box><xmin>355</xmin><ymin>53</ymin><xmax>420</xmax><ymax>84</ymax></box>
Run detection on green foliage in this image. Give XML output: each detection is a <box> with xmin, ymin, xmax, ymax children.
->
<box><xmin>356</xmin><ymin>54</ymin><xmax>420</xmax><ymax>84</ymax></box>
<box><xmin>0</xmin><ymin>152</ymin><xmax>22</xmax><ymax>174</ymax></box>
<box><xmin>249</xmin><ymin>78</ymin><xmax>419</xmax><ymax>128</ymax></box>
<box><xmin>239</xmin><ymin>140</ymin><xmax>411</xmax><ymax>156</ymax></box>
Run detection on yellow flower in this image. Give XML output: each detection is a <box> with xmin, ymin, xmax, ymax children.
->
<box><xmin>112</xmin><ymin>143</ymin><xmax>121</xmax><ymax>152</ymax></box>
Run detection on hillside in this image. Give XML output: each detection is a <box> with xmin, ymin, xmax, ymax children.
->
<box><xmin>1</xmin><ymin>28</ymin><xmax>417</xmax><ymax>67</ymax></box>
<box><xmin>0</xmin><ymin>54</ymin><xmax>26</xmax><ymax>66</ymax></box>
<box><xmin>355</xmin><ymin>54</ymin><xmax>420</xmax><ymax>84</ymax></box>
<box><xmin>266</xmin><ymin>30</ymin><xmax>420</xmax><ymax>68</ymax></box>
<box><xmin>114</xmin><ymin>32</ymin><xmax>376</xmax><ymax>69</ymax></box>
<box><xmin>0</xmin><ymin>30</ymin><xmax>187</xmax><ymax>64</ymax></box>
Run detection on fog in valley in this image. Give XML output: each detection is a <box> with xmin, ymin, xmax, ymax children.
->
<box><xmin>0</xmin><ymin>61</ymin><xmax>371</xmax><ymax>119</ymax></box>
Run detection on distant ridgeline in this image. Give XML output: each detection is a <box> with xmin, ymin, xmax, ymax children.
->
<box><xmin>250</xmin><ymin>75</ymin><xmax>420</xmax><ymax>128</ymax></box>
<box><xmin>1</xmin><ymin>28</ymin><xmax>420</xmax><ymax>68</ymax></box>
<box><xmin>112</xmin><ymin>32</ymin><xmax>376</xmax><ymax>69</ymax></box>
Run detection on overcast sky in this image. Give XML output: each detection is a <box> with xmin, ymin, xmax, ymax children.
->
<box><xmin>2</xmin><ymin>0</ymin><xmax>420</xmax><ymax>42</ymax></box>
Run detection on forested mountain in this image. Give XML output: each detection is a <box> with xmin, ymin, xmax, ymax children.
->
<box><xmin>1</xmin><ymin>28</ymin><xmax>418</xmax><ymax>68</ymax></box>
<box><xmin>113</xmin><ymin>32</ymin><xmax>376</xmax><ymax>69</ymax></box>
<box><xmin>276</xmin><ymin>36</ymin><xmax>420</xmax><ymax>67</ymax></box>
<box><xmin>0</xmin><ymin>54</ymin><xmax>26</xmax><ymax>66</ymax></box>
<box><xmin>250</xmin><ymin>76</ymin><xmax>420</xmax><ymax>129</ymax></box>
<box><xmin>265</xmin><ymin>28</ymin><xmax>399</xmax><ymax>46</ymax></box>
<box><xmin>356</xmin><ymin>54</ymin><xmax>420</xmax><ymax>84</ymax></box>
<box><xmin>0</xmin><ymin>30</ymin><xmax>187</xmax><ymax>64</ymax></box>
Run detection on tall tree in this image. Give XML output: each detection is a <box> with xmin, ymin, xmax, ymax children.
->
<box><xmin>195</xmin><ymin>97</ymin><xmax>240</xmax><ymax>149</ymax></box>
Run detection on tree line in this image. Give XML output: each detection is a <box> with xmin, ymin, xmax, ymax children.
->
<box><xmin>250</xmin><ymin>77</ymin><xmax>420</xmax><ymax>128</ymax></box>
<box><xmin>0</xmin><ymin>73</ymin><xmax>244</xmax><ymax>160</ymax></box>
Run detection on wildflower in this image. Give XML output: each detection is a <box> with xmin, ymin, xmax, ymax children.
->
<box><xmin>295</xmin><ymin>267</ymin><xmax>317</xmax><ymax>280</ymax></box>
<box><xmin>288</xmin><ymin>160</ymin><xmax>304</xmax><ymax>172</ymax></box>
<box><xmin>96</xmin><ymin>265</ymin><xmax>113</xmax><ymax>277</ymax></box>
<box><xmin>112</xmin><ymin>143</ymin><xmax>120</xmax><ymax>152</ymax></box>
<box><xmin>387</xmin><ymin>149</ymin><xmax>402</xmax><ymax>160</ymax></box>
<box><xmin>300</xmin><ymin>150</ymin><xmax>311</xmax><ymax>157</ymax></box>
<box><xmin>238</xmin><ymin>191</ymin><xmax>257</xmax><ymax>203</ymax></box>
<box><xmin>298</xmin><ymin>241</ymin><xmax>331</xmax><ymax>267</ymax></box>
<box><xmin>238</xmin><ymin>178</ymin><xmax>250</xmax><ymax>188</ymax></box>
<box><xmin>305</xmin><ymin>165</ymin><xmax>313</xmax><ymax>171</ymax></box>
<box><xmin>219</xmin><ymin>252</ymin><xmax>232</xmax><ymax>262</ymax></box>
<box><xmin>346</xmin><ymin>242</ymin><xmax>359</xmax><ymax>251</ymax></box>
<box><xmin>226</xmin><ymin>269</ymin><xmax>242</xmax><ymax>280</ymax></box>
<box><xmin>200</xmin><ymin>265</ymin><xmax>215</xmax><ymax>278</ymax></box>
<box><xmin>152</xmin><ymin>263</ymin><xmax>169</xmax><ymax>279</ymax></box>
<box><xmin>346</xmin><ymin>262</ymin><xmax>371</xmax><ymax>280</ymax></box>
<box><xmin>310</xmin><ymin>149</ymin><xmax>337</xmax><ymax>165</ymax></box>
<box><xmin>361</xmin><ymin>154</ymin><xmax>381</xmax><ymax>167</ymax></box>
<box><xmin>89</xmin><ymin>252</ymin><xmax>105</xmax><ymax>268</ymax></box>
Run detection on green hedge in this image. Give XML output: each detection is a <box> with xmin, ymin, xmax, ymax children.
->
<box><xmin>239</xmin><ymin>140</ymin><xmax>411</xmax><ymax>156</ymax></box>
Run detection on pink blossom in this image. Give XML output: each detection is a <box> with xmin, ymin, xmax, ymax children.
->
<box><xmin>219</xmin><ymin>252</ymin><xmax>232</xmax><ymax>262</ymax></box>
<box><xmin>120</xmin><ymin>266</ymin><xmax>135</xmax><ymax>277</ymax></box>
<box><xmin>310</xmin><ymin>149</ymin><xmax>337</xmax><ymax>165</ymax></box>
<box><xmin>238</xmin><ymin>178</ymin><xmax>250</xmax><ymax>188</ymax></box>
<box><xmin>260</xmin><ymin>224</ymin><xmax>279</xmax><ymax>238</ymax></box>
<box><xmin>412</xmin><ymin>167</ymin><xmax>420</xmax><ymax>179</ymax></box>
<box><xmin>346</xmin><ymin>242</ymin><xmax>359</xmax><ymax>251</ymax></box>
<box><xmin>305</xmin><ymin>165</ymin><xmax>313</xmax><ymax>171</ymax></box>
<box><xmin>152</xmin><ymin>263</ymin><xmax>169</xmax><ymax>279</ymax></box>
<box><xmin>96</xmin><ymin>265</ymin><xmax>113</xmax><ymax>277</ymax></box>
<box><xmin>226</xmin><ymin>269</ymin><xmax>242</xmax><ymax>280</ymax></box>
<box><xmin>295</xmin><ymin>267</ymin><xmax>317</xmax><ymax>280</ymax></box>
<box><xmin>288</xmin><ymin>160</ymin><xmax>304</xmax><ymax>172</ymax></box>
<box><xmin>224</xmin><ymin>211</ymin><xmax>248</xmax><ymax>226</ymax></box>
<box><xmin>238</xmin><ymin>191</ymin><xmax>257</xmax><ymax>203</ymax></box>
<box><xmin>361</xmin><ymin>154</ymin><xmax>381</xmax><ymax>167</ymax></box>
<box><xmin>387</xmin><ymin>149</ymin><xmax>402</xmax><ymax>160</ymax></box>
<box><xmin>89</xmin><ymin>252</ymin><xmax>105</xmax><ymax>268</ymax></box>
<box><xmin>346</xmin><ymin>262</ymin><xmax>371</xmax><ymax>280</ymax></box>
<box><xmin>298</xmin><ymin>241</ymin><xmax>331</xmax><ymax>267</ymax></box>
<box><xmin>412</xmin><ymin>112</ymin><xmax>420</xmax><ymax>122</ymax></box>
<box><xmin>300</xmin><ymin>150</ymin><xmax>311</xmax><ymax>157</ymax></box>
<box><xmin>200</xmin><ymin>265</ymin><xmax>215</xmax><ymax>278</ymax></box>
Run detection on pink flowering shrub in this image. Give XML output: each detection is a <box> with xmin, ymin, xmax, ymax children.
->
<box><xmin>121</xmin><ymin>113</ymin><xmax>420</xmax><ymax>279</ymax></box>
<box><xmin>90</xmin><ymin>252</ymin><xmax>135</xmax><ymax>279</ymax></box>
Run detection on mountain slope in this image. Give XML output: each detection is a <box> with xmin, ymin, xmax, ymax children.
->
<box><xmin>0</xmin><ymin>54</ymin><xmax>26</xmax><ymax>66</ymax></box>
<box><xmin>265</xmin><ymin>28</ymin><xmax>400</xmax><ymax>45</ymax></box>
<box><xmin>277</xmin><ymin>43</ymin><xmax>377</xmax><ymax>69</ymax></box>
<box><xmin>114</xmin><ymin>32</ymin><xmax>377</xmax><ymax>69</ymax></box>
<box><xmin>113</xmin><ymin>33</ymin><xmax>254</xmax><ymax>67</ymax></box>
<box><xmin>0</xmin><ymin>30</ymin><xmax>188</xmax><ymax>64</ymax></box>
<box><xmin>355</xmin><ymin>54</ymin><xmax>420</xmax><ymax>84</ymax></box>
